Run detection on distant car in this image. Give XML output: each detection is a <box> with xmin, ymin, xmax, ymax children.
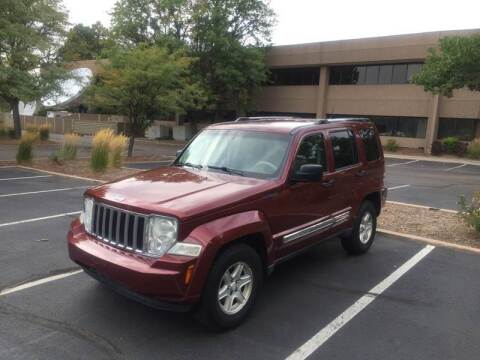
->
<box><xmin>68</xmin><ymin>117</ymin><xmax>387</xmax><ymax>329</ymax></box>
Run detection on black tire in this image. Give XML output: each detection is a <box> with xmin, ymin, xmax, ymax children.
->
<box><xmin>341</xmin><ymin>201</ymin><xmax>377</xmax><ymax>255</ymax></box>
<box><xmin>195</xmin><ymin>244</ymin><xmax>263</xmax><ymax>330</ymax></box>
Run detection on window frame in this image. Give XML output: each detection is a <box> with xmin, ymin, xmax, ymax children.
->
<box><xmin>359</xmin><ymin>126</ymin><xmax>382</xmax><ymax>163</ymax></box>
<box><xmin>288</xmin><ymin>130</ymin><xmax>329</xmax><ymax>179</ymax></box>
<box><xmin>328</xmin><ymin>128</ymin><xmax>360</xmax><ymax>171</ymax></box>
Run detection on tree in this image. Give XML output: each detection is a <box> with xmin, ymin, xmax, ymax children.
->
<box><xmin>414</xmin><ymin>35</ymin><xmax>480</xmax><ymax>97</ymax></box>
<box><xmin>90</xmin><ymin>46</ymin><xmax>205</xmax><ymax>156</ymax></box>
<box><xmin>0</xmin><ymin>0</ymin><xmax>68</xmax><ymax>138</ymax></box>
<box><xmin>59</xmin><ymin>22</ymin><xmax>113</xmax><ymax>62</ymax></box>
<box><xmin>189</xmin><ymin>0</ymin><xmax>276</xmax><ymax>118</ymax></box>
<box><xmin>111</xmin><ymin>0</ymin><xmax>194</xmax><ymax>48</ymax></box>
<box><xmin>110</xmin><ymin>0</ymin><xmax>276</xmax><ymax>118</ymax></box>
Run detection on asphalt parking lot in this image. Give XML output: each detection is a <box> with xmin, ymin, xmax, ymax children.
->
<box><xmin>1</xmin><ymin>165</ymin><xmax>480</xmax><ymax>360</ymax></box>
<box><xmin>385</xmin><ymin>158</ymin><xmax>480</xmax><ymax>210</ymax></box>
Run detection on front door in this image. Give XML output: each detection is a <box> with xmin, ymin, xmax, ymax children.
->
<box><xmin>267</xmin><ymin>132</ymin><xmax>344</xmax><ymax>258</ymax></box>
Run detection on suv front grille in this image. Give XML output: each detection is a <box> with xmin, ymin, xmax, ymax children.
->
<box><xmin>90</xmin><ymin>201</ymin><xmax>147</xmax><ymax>253</ymax></box>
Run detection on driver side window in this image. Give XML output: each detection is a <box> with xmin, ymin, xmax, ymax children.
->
<box><xmin>293</xmin><ymin>134</ymin><xmax>327</xmax><ymax>173</ymax></box>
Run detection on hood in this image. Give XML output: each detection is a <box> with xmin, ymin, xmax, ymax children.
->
<box><xmin>87</xmin><ymin>166</ymin><xmax>275</xmax><ymax>220</ymax></box>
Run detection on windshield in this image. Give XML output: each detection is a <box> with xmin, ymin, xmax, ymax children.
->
<box><xmin>176</xmin><ymin>129</ymin><xmax>291</xmax><ymax>179</ymax></box>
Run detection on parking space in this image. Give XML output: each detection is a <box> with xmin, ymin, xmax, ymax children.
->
<box><xmin>385</xmin><ymin>158</ymin><xmax>480</xmax><ymax>210</ymax></box>
<box><xmin>1</xmin><ymin>165</ymin><xmax>479</xmax><ymax>360</ymax></box>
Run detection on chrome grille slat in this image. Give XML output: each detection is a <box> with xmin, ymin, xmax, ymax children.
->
<box><xmin>88</xmin><ymin>201</ymin><xmax>147</xmax><ymax>254</ymax></box>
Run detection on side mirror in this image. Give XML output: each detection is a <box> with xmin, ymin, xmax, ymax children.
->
<box><xmin>176</xmin><ymin>149</ymin><xmax>183</xmax><ymax>157</ymax></box>
<box><xmin>293</xmin><ymin>164</ymin><xmax>323</xmax><ymax>182</ymax></box>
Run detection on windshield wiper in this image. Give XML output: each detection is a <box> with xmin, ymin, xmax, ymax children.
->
<box><xmin>175</xmin><ymin>162</ymin><xmax>203</xmax><ymax>169</ymax></box>
<box><xmin>207</xmin><ymin>165</ymin><xmax>245</xmax><ymax>176</ymax></box>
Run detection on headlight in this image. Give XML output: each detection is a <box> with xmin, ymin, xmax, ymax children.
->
<box><xmin>146</xmin><ymin>216</ymin><xmax>178</xmax><ymax>257</ymax></box>
<box><xmin>83</xmin><ymin>197</ymin><xmax>94</xmax><ymax>233</ymax></box>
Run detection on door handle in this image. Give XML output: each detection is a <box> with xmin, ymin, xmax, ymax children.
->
<box><xmin>321</xmin><ymin>179</ymin><xmax>335</xmax><ymax>188</ymax></box>
<box><xmin>356</xmin><ymin>170</ymin><xmax>368</xmax><ymax>177</ymax></box>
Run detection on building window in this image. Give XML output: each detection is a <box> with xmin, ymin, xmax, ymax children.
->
<box><xmin>330</xmin><ymin>129</ymin><xmax>358</xmax><ymax>169</ymax></box>
<box><xmin>438</xmin><ymin>118</ymin><xmax>478</xmax><ymax>141</ymax></box>
<box><xmin>360</xmin><ymin>127</ymin><xmax>381</xmax><ymax>161</ymax></box>
<box><xmin>330</xmin><ymin>63</ymin><xmax>423</xmax><ymax>85</ymax></box>
<box><xmin>327</xmin><ymin>114</ymin><xmax>427</xmax><ymax>139</ymax></box>
<box><xmin>268</xmin><ymin>67</ymin><xmax>320</xmax><ymax>86</ymax></box>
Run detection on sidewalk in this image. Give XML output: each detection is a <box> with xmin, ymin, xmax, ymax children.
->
<box><xmin>384</xmin><ymin>152</ymin><xmax>480</xmax><ymax>166</ymax></box>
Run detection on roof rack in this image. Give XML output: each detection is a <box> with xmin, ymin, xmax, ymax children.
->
<box><xmin>323</xmin><ymin>117</ymin><xmax>371</xmax><ymax>123</ymax></box>
<box><xmin>235</xmin><ymin>116</ymin><xmax>296</xmax><ymax>122</ymax></box>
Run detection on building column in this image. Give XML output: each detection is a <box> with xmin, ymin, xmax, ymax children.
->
<box><xmin>425</xmin><ymin>94</ymin><xmax>440</xmax><ymax>154</ymax></box>
<box><xmin>316</xmin><ymin>66</ymin><xmax>329</xmax><ymax>118</ymax></box>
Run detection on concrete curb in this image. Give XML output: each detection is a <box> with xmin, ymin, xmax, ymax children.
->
<box><xmin>386</xmin><ymin>200</ymin><xmax>458</xmax><ymax>214</ymax></box>
<box><xmin>385</xmin><ymin>153</ymin><xmax>480</xmax><ymax>166</ymax></box>
<box><xmin>378</xmin><ymin>228</ymin><xmax>480</xmax><ymax>255</ymax></box>
<box><xmin>17</xmin><ymin>165</ymin><xmax>105</xmax><ymax>183</ymax></box>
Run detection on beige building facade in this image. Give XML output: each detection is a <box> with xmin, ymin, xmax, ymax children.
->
<box><xmin>254</xmin><ymin>29</ymin><xmax>480</xmax><ymax>153</ymax></box>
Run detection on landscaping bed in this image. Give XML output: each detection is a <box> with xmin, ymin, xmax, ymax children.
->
<box><xmin>379</xmin><ymin>203</ymin><xmax>480</xmax><ymax>249</ymax></box>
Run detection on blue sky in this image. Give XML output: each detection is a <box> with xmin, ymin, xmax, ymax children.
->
<box><xmin>64</xmin><ymin>0</ymin><xmax>480</xmax><ymax>45</ymax></box>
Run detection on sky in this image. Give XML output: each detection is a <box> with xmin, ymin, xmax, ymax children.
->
<box><xmin>63</xmin><ymin>0</ymin><xmax>480</xmax><ymax>45</ymax></box>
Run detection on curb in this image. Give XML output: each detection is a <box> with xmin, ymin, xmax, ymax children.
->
<box><xmin>17</xmin><ymin>165</ymin><xmax>105</xmax><ymax>183</ymax></box>
<box><xmin>378</xmin><ymin>228</ymin><xmax>480</xmax><ymax>255</ymax></box>
<box><xmin>386</xmin><ymin>200</ymin><xmax>458</xmax><ymax>214</ymax></box>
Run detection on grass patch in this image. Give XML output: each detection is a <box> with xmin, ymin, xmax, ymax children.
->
<box><xmin>110</xmin><ymin>134</ymin><xmax>128</xmax><ymax>168</ymax></box>
<box><xmin>62</xmin><ymin>133</ymin><xmax>81</xmax><ymax>160</ymax></box>
<box><xmin>16</xmin><ymin>132</ymin><xmax>38</xmax><ymax>163</ymax></box>
<box><xmin>91</xmin><ymin>129</ymin><xmax>114</xmax><ymax>172</ymax></box>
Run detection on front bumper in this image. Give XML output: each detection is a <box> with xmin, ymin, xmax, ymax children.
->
<box><xmin>68</xmin><ymin>219</ymin><xmax>201</xmax><ymax>309</ymax></box>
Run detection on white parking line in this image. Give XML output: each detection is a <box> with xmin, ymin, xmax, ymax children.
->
<box><xmin>0</xmin><ymin>175</ymin><xmax>52</xmax><ymax>181</ymax></box>
<box><xmin>0</xmin><ymin>186</ymin><xmax>88</xmax><ymax>198</ymax></box>
<box><xmin>388</xmin><ymin>184</ymin><xmax>410</xmax><ymax>191</ymax></box>
<box><xmin>285</xmin><ymin>245</ymin><xmax>435</xmax><ymax>360</ymax></box>
<box><xmin>386</xmin><ymin>160</ymin><xmax>419</xmax><ymax>167</ymax></box>
<box><xmin>0</xmin><ymin>269</ymin><xmax>84</xmax><ymax>297</ymax></box>
<box><xmin>0</xmin><ymin>211</ymin><xmax>81</xmax><ymax>228</ymax></box>
<box><xmin>445</xmin><ymin>163</ymin><xmax>467</xmax><ymax>172</ymax></box>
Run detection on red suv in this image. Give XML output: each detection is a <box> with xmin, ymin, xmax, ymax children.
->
<box><xmin>68</xmin><ymin>117</ymin><xmax>387</xmax><ymax>329</ymax></box>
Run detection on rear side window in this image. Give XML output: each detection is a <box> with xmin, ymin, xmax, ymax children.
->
<box><xmin>330</xmin><ymin>129</ymin><xmax>358</xmax><ymax>169</ymax></box>
<box><xmin>293</xmin><ymin>134</ymin><xmax>327</xmax><ymax>172</ymax></box>
<box><xmin>360</xmin><ymin>127</ymin><xmax>380</xmax><ymax>161</ymax></box>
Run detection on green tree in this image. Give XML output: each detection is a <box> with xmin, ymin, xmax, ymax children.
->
<box><xmin>190</xmin><ymin>0</ymin><xmax>276</xmax><ymax>118</ymax></box>
<box><xmin>90</xmin><ymin>46</ymin><xmax>205</xmax><ymax>156</ymax></box>
<box><xmin>0</xmin><ymin>0</ymin><xmax>68</xmax><ymax>138</ymax></box>
<box><xmin>110</xmin><ymin>0</ymin><xmax>276</xmax><ymax>118</ymax></box>
<box><xmin>111</xmin><ymin>0</ymin><xmax>194</xmax><ymax>48</ymax></box>
<box><xmin>414</xmin><ymin>35</ymin><xmax>480</xmax><ymax>97</ymax></box>
<box><xmin>59</xmin><ymin>22</ymin><xmax>113</xmax><ymax>61</ymax></box>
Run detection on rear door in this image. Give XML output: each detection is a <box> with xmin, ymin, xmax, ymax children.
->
<box><xmin>326</xmin><ymin>127</ymin><xmax>363</xmax><ymax>224</ymax></box>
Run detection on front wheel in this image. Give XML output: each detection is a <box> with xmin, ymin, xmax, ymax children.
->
<box><xmin>341</xmin><ymin>201</ymin><xmax>377</xmax><ymax>255</ymax></box>
<box><xmin>195</xmin><ymin>244</ymin><xmax>263</xmax><ymax>330</ymax></box>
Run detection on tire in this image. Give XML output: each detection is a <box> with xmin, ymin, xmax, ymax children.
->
<box><xmin>341</xmin><ymin>201</ymin><xmax>377</xmax><ymax>255</ymax></box>
<box><xmin>195</xmin><ymin>244</ymin><xmax>263</xmax><ymax>330</ymax></box>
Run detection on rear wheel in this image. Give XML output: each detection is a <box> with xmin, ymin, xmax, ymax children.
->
<box><xmin>341</xmin><ymin>201</ymin><xmax>377</xmax><ymax>254</ymax></box>
<box><xmin>196</xmin><ymin>244</ymin><xmax>263</xmax><ymax>330</ymax></box>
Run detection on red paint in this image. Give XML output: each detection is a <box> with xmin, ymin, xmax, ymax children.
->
<box><xmin>68</xmin><ymin>120</ymin><xmax>385</xmax><ymax>307</ymax></box>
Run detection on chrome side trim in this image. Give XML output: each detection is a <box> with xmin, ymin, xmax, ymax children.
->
<box><xmin>282</xmin><ymin>208</ymin><xmax>352</xmax><ymax>244</ymax></box>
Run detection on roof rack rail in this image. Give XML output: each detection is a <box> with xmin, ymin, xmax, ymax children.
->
<box><xmin>324</xmin><ymin>117</ymin><xmax>371</xmax><ymax>123</ymax></box>
<box><xmin>235</xmin><ymin>116</ymin><xmax>295</xmax><ymax>122</ymax></box>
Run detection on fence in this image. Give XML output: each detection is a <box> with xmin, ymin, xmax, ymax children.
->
<box><xmin>0</xmin><ymin>113</ymin><xmax>127</xmax><ymax>135</ymax></box>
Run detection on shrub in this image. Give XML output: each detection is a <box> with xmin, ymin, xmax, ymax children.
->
<box><xmin>62</xmin><ymin>133</ymin><xmax>81</xmax><ymax>160</ymax></box>
<box><xmin>385</xmin><ymin>139</ymin><xmax>399</xmax><ymax>152</ymax></box>
<box><xmin>39</xmin><ymin>124</ymin><xmax>50</xmax><ymax>141</ymax></box>
<box><xmin>16</xmin><ymin>132</ymin><xmax>37</xmax><ymax>163</ymax></box>
<box><xmin>49</xmin><ymin>151</ymin><xmax>63</xmax><ymax>164</ymax></box>
<box><xmin>467</xmin><ymin>140</ymin><xmax>480</xmax><ymax>160</ymax></box>
<box><xmin>453</xmin><ymin>141</ymin><xmax>468</xmax><ymax>157</ymax></box>
<box><xmin>7</xmin><ymin>128</ymin><xmax>16</xmax><ymax>139</ymax></box>
<box><xmin>0</xmin><ymin>126</ymin><xmax>6</xmax><ymax>138</ymax></box>
<box><xmin>26</xmin><ymin>126</ymin><xmax>38</xmax><ymax>134</ymax></box>
<box><xmin>442</xmin><ymin>136</ymin><xmax>459</xmax><ymax>154</ymax></box>
<box><xmin>459</xmin><ymin>192</ymin><xmax>480</xmax><ymax>234</ymax></box>
<box><xmin>110</xmin><ymin>134</ymin><xmax>128</xmax><ymax>168</ymax></box>
<box><xmin>91</xmin><ymin>128</ymin><xmax>114</xmax><ymax>172</ymax></box>
<box><xmin>431</xmin><ymin>140</ymin><xmax>443</xmax><ymax>156</ymax></box>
